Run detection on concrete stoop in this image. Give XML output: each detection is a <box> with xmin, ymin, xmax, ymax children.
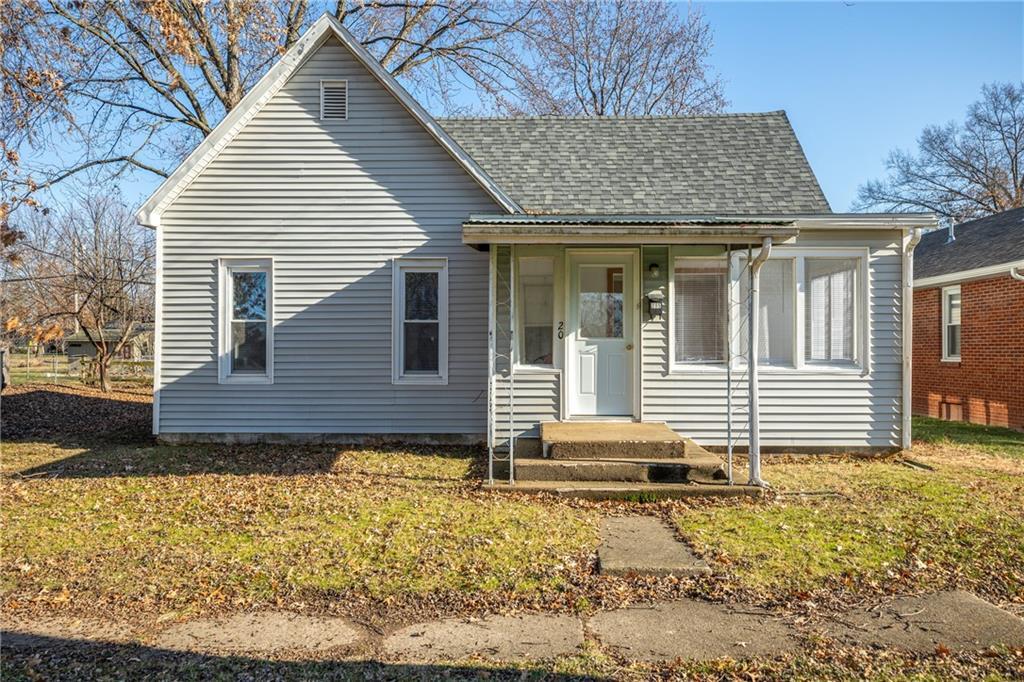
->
<box><xmin>488</xmin><ymin>421</ymin><xmax>744</xmax><ymax>499</ymax></box>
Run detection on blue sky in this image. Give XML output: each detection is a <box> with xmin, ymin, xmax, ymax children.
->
<box><xmin>698</xmin><ymin>1</ymin><xmax>1024</xmax><ymax>211</ymax></box>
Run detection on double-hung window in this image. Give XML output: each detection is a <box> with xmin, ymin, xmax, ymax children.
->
<box><xmin>393</xmin><ymin>258</ymin><xmax>448</xmax><ymax>384</ymax></box>
<box><xmin>517</xmin><ymin>257</ymin><xmax>555</xmax><ymax>366</ymax></box>
<box><xmin>219</xmin><ymin>259</ymin><xmax>273</xmax><ymax>383</ymax></box>
<box><xmin>673</xmin><ymin>258</ymin><xmax>727</xmax><ymax>364</ymax></box>
<box><xmin>941</xmin><ymin>285</ymin><xmax>961</xmax><ymax>361</ymax></box>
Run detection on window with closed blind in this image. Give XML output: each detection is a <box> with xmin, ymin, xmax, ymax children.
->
<box><xmin>805</xmin><ymin>258</ymin><xmax>858</xmax><ymax>364</ymax></box>
<box><xmin>673</xmin><ymin>258</ymin><xmax>727</xmax><ymax>363</ymax></box>
<box><xmin>739</xmin><ymin>259</ymin><xmax>795</xmax><ymax>366</ymax></box>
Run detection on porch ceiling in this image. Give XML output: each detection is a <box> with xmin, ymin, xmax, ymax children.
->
<box><xmin>462</xmin><ymin>214</ymin><xmax>800</xmax><ymax>247</ymax></box>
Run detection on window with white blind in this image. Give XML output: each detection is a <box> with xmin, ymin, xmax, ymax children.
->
<box><xmin>942</xmin><ymin>285</ymin><xmax>961</xmax><ymax>361</ymax></box>
<box><xmin>673</xmin><ymin>258</ymin><xmax>727</xmax><ymax>363</ymax></box>
<box><xmin>518</xmin><ymin>257</ymin><xmax>555</xmax><ymax>366</ymax></box>
<box><xmin>805</xmin><ymin>258</ymin><xmax>858</xmax><ymax>364</ymax></box>
<box><xmin>739</xmin><ymin>259</ymin><xmax>794</xmax><ymax>366</ymax></box>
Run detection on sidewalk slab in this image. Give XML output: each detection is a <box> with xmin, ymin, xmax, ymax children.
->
<box><xmin>384</xmin><ymin>613</ymin><xmax>582</xmax><ymax>662</ymax></box>
<box><xmin>154</xmin><ymin>611</ymin><xmax>359</xmax><ymax>654</ymax></box>
<box><xmin>590</xmin><ymin>599</ymin><xmax>800</xmax><ymax>661</ymax></box>
<box><xmin>820</xmin><ymin>590</ymin><xmax>1024</xmax><ymax>653</ymax></box>
<box><xmin>598</xmin><ymin>516</ymin><xmax>711</xmax><ymax>576</ymax></box>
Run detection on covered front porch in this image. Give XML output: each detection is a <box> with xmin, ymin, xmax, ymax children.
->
<box><xmin>468</xmin><ymin>214</ymin><xmax>802</xmax><ymax>496</ymax></box>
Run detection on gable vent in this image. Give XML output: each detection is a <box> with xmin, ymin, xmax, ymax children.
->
<box><xmin>320</xmin><ymin>80</ymin><xmax>348</xmax><ymax>120</ymax></box>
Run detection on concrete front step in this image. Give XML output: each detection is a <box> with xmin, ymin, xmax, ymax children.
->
<box><xmin>541</xmin><ymin>421</ymin><xmax>704</xmax><ymax>460</ymax></box>
<box><xmin>515</xmin><ymin>456</ymin><xmax>726</xmax><ymax>484</ymax></box>
<box><xmin>483</xmin><ymin>480</ymin><xmax>763</xmax><ymax>501</ymax></box>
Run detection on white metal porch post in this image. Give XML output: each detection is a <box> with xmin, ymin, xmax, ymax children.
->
<box><xmin>487</xmin><ymin>247</ymin><xmax>496</xmax><ymax>484</ymax></box>
<box><xmin>747</xmin><ymin>237</ymin><xmax>772</xmax><ymax>486</ymax></box>
<box><xmin>508</xmin><ymin>244</ymin><xmax>516</xmax><ymax>485</ymax></box>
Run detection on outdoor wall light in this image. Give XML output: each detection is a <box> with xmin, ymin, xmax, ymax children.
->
<box><xmin>647</xmin><ymin>290</ymin><xmax>665</xmax><ymax>319</ymax></box>
<box><xmin>649</xmin><ymin>263</ymin><xmax>660</xmax><ymax>278</ymax></box>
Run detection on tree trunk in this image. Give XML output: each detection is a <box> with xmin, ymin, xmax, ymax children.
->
<box><xmin>97</xmin><ymin>353</ymin><xmax>112</xmax><ymax>392</ymax></box>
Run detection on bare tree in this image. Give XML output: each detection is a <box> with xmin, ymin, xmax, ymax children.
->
<box><xmin>9</xmin><ymin>189</ymin><xmax>154</xmax><ymax>392</ymax></box>
<box><xmin>506</xmin><ymin>0</ymin><xmax>725</xmax><ymax>116</ymax></box>
<box><xmin>857</xmin><ymin>83</ymin><xmax>1024</xmax><ymax>223</ymax></box>
<box><xmin>1</xmin><ymin>0</ymin><xmax>533</xmax><ymax>215</ymax></box>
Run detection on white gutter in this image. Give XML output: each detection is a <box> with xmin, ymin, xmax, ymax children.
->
<box><xmin>747</xmin><ymin>236</ymin><xmax>772</xmax><ymax>486</ymax></box>
<box><xmin>901</xmin><ymin>227</ymin><xmax>923</xmax><ymax>450</ymax></box>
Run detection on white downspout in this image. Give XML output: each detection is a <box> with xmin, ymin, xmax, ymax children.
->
<box><xmin>748</xmin><ymin>237</ymin><xmax>772</xmax><ymax>487</ymax></box>
<box><xmin>901</xmin><ymin>227</ymin><xmax>923</xmax><ymax>450</ymax></box>
<box><xmin>487</xmin><ymin>247</ymin><xmax>496</xmax><ymax>484</ymax></box>
<box><xmin>1010</xmin><ymin>266</ymin><xmax>1024</xmax><ymax>281</ymax></box>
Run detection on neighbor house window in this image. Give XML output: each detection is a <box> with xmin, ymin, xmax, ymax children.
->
<box><xmin>518</xmin><ymin>257</ymin><xmax>554</xmax><ymax>366</ymax></box>
<box><xmin>942</xmin><ymin>285</ymin><xmax>961</xmax><ymax>361</ymax></box>
<box><xmin>805</xmin><ymin>258</ymin><xmax>858</xmax><ymax>364</ymax></box>
<box><xmin>219</xmin><ymin>259</ymin><xmax>273</xmax><ymax>383</ymax></box>
<box><xmin>393</xmin><ymin>258</ymin><xmax>448</xmax><ymax>384</ymax></box>
<box><xmin>739</xmin><ymin>259</ymin><xmax>794</xmax><ymax>366</ymax></box>
<box><xmin>673</xmin><ymin>258</ymin><xmax>727</xmax><ymax>363</ymax></box>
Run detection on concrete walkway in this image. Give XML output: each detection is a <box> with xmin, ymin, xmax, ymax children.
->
<box><xmin>4</xmin><ymin>591</ymin><xmax>1023</xmax><ymax>663</ymax></box>
<box><xmin>597</xmin><ymin>516</ymin><xmax>711</xmax><ymax>577</ymax></box>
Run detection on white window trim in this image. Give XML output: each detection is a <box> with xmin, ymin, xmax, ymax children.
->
<box><xmin>392</xmin><ymin>257</ymin><xmax>448</xmax><ymax>385</ymax></box>
<box><xmin>218</xmin><ymin>258</ymin><xmax>274</xmax><ymax>385</ymax></box>
<box><xmin>319</xmin><ymin>79</ymin><xmax>348</xmax><ymax>120</ymax></box>
<box><xmin>669</xmin><ymin>247</ymin><xmax>871</xmax><ymax>375</ymax></box>
<box><xmin>941</xmin><ymin>284</ymin><xmax>962</xmax><ymax>362</ymax></box>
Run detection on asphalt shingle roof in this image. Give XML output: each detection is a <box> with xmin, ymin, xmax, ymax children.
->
<box><xmin>914</xmin><ymin>207</ymin><xmax>1024</xmax><ymax>280</ymax></box>
<box><xmin>440</xmin><ymin>112</ymin><xmax>831</xmax><ymax>215</ymax></box>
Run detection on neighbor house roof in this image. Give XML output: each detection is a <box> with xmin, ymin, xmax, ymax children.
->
<box><xmin>914</xmin><ymin>207</ymin><xmax>1024</xmax><ymax>283</ymax></box>
<box><xmin>441</xmin><ymin>113</ymin><xmax>831</xmax><ymax>216</ymax></box>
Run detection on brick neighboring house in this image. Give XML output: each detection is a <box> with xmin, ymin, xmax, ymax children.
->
<box><xmin>913</xmin><ymin>208</ymin><xmax>1024</xmax><ymax>430</ymax></box>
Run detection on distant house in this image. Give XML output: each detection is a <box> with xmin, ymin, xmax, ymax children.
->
<box><xmin>66</xmin><ymin>325</ymin><xmax>154</xmax><ymax>361</ymax></box>
<box><xmin>913</xmin><ymin>208</ymin><xmax>1024</xmax><ymax>430</ymax></box>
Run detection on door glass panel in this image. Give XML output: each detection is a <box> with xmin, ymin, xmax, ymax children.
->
<box><xmin>579</xmin><ymin>265</ymin><xmax>624</xmax><ymax>338</ymax></box>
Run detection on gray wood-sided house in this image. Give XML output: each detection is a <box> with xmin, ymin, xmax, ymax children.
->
<box><xmin>138</xmin><ymin>15</ymin><xmax>937</xmax><ymax>482</ymax></box>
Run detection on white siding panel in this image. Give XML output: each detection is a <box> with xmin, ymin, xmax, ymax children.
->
<box><xmin>158</xmin><ymin>36</ymin><xmax>499</xmax><ymax>436</ymax></box>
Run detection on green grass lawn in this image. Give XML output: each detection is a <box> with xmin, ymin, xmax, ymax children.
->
<box><xmin>1</xmin><ymin>441</ymin><xmax>597</xmax><ymax>617</ymax></box>
<box><xmin>675</xmin><ymin>418</ymin><xmax>1024</xmax><ymax>603</ymax></box>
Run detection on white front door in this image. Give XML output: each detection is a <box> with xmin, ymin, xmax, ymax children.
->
<box><xmin>568</xmin><ymin>252</ymin><xmax>635</xmax><ymax>417</ymax></box>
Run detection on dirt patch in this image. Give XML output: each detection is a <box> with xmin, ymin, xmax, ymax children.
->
<box><xmin>384</xmin><ymin>613</ymin><xmax>583</xmax><ymax>662</ymax></box>
<box><xmin>153</xmin><ymin>611</ymin><xmax>360</xmax><ymax>655</ymax></box>
<box><xmin>0</xmin><ymin>383</ymin><xmax>152</xmax><ymax>444</ymax></box>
